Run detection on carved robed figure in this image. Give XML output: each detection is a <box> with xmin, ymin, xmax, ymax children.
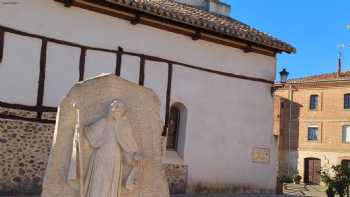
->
<box><xmin>42</xmin><ymin>74</ymin><xmax>169</xmax><ymax>197</ymax></box>
<box><xmin>67</xmin><ymin>100</ymin><xmax>142</xmax><ymax>197</ymax></box>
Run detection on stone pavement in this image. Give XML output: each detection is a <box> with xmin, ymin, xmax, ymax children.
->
<box><xmin>1</xmin><ymin>195</ymin><xmax>295</xmax><ymax>197</ymax></box>
<box><xmin>0</xmin><ymin>184</ymin><xmax>327</xmax><ymax>197</ymax></box>
<box><xmin>0</xmin><ymin>194</ymin><xmax>297</xmax><ymax>197</ymax></box>
<box><xmin>283</xmin><ymin>183</ymin><xmax>327</xmax><ymax>197</ymax></box>
<box><xmin>173</xmin><ymin>195</ymin><xmax>296</xmax><ymax>197</ymax></box>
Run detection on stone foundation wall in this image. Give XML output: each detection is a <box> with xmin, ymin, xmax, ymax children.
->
<box><xmin>164</xmin><ymin>163</ymin><xmax>188</xmax><ymax>194</ymax></box>
<box><xmin>0</xmin><ymin>106</ymin><xmax>56</xmax><ymax>195</ymax></box>
<box><xmin>0</xmin><ymin>108</ymin><xmax>188</xmax><ymax>195</ymax></box>
<box><xmin>0</xmin><ymin>118</ymin><xmax>54</xmax><ymax>195</ymax></box>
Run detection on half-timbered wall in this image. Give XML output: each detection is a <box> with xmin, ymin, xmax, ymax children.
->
<box><xmin>0</xmin><ymin>0</ymin><xmax>278</xmax><ymax>194</ymax></box>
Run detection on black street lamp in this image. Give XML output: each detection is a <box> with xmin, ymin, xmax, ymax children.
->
<box><xmin>271</xmin><ymin>68</ymin><xmax>290</xmax><ymax>96</ymax></box>
<box><xmin>279</xmin><ymin>68</ymin><xmax>289</xmax><ymax>84</ymax></box>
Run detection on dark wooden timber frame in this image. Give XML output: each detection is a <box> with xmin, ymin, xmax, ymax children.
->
<box><xmin>0</xmin><ymin>24</ymin><xmax>273</xmax><ymax>131</ymax></box>
<box><xmin>0</xmin><ymin>29</ymin><xmax>4</xmax><ymax>63</ymax></box>
<box><xmin>79</xmin><ymin>47</ymin><xmax>86</xmax><ymax>81</ymax></box>
<box><xmin>54</xmin><ymin>0</ymin><xmax>283</xmax><ymax>57</ymax></box>
<box><xmin>139</xmin><ymin>55</ymin><xmax>145</xmax><ymax>86</ymax></box>
<box><xmin>36</xmin><ymin>39</ymin><xmax>48</xmax><ymax>119</ymax></box>
<box><xmin>163</xmin><ymin>63</ymin><xmax>173</xmax><ymax>136</ymax></box>
<box><xmin>115</xmin><ymin>47</ymin><xmax>123</xmax><ymax>76</ymax></box>
<box><xmin>63</xmin><ymin>0</ymin><xmax>74</xmax><ymax>7</ymax></box>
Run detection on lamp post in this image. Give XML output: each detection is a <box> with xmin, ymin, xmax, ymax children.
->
<box><xmin>279</xmin><ymin>68</ymin><xmax>289</xmax><ymax>84</ymax></box>
<box><xmin>272</xmin><ymin>68</ymin><xmax>291</xmax><ymax>176</ymax></box>
<box><xmin>271</xmin><ymin>68</ymin><xmax>289</xmax><ymax>95</ymax></box>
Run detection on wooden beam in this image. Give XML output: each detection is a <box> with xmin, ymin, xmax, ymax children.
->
<box><xmin>139</xmin><ymin>55</ymin><xmax>145</xmax><ymax>86</ymax></box>
<box><xmin>0</xmin><ymin>29</ymin><xmax>3</xmax><ymax>63</ymax></box>
<box><xmin>130</xmin><ymin>13</ymin><xmax>141</xmax><ymax>25</ymax></box>
<box><xmin>0</xmin><ymin>101</ymin><xmax>57</xmax><ymax>112</ymax></box>
<box><xmin>243</xmin><ymin>44</ymin><xmax>252</xmax><ymax>53</ymax></box>
<box><xmin>79</xmin><ymin>47</ymin><xmax>86</xmax><ymax>81</ymax></box>
<box><xmin>115</xmin><ymin>46</ymin><xmax>123</xmax><ymax>76</ymax></box>
<box><xmin>54</xmin><ymin>0</ymin><xmax>280</xmax><ymax>56</ymax></box>
<box><xmin>36</xmin><ymin>39</ymin><xmax>48</xmax><ymax>119</ymax></box>
<box><xmin>63</xmin><ymin>0</ymin><xmax>74</xmax><ymax>7</ymax></box>
<box><xmin>0</xmin><ymin>114</ymin><xmax>56</xmax><ymax>124</ymax></box>
<box><xmin>192</xmin><ymin>29</ymin><xmax>201</xmax><ymax>41</ymax></box>
<box><xmin>0</xmin><ymin>25</ymin><xmax>274</xmax><ymax>84</ymax></box>
<box><xmin>162</xmin><ymin>63</ymin><xmax>173</xmax><ymax>136</ymax></box>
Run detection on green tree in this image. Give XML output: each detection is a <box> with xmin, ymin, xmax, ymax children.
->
<box><xmin>321</xmin><ymin>164</ymin><xmax>350</xmax><ymax>197</ymax></box>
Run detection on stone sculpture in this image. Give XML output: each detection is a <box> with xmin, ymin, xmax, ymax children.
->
<box><xmin>42</xmin><ymin>74</ymin><xmax>169</xmax><ymax>197</ymax></box>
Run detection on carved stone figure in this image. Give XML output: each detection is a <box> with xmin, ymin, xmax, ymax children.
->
<box><xmin>42</xmin><ymin>74</ymin><xmax>169</xmax><ymax>197</ymax></box>
<box><xmin>67</xmin><ymin>100</ymin><xmax>142</xmax><ymax>197</ymax></box>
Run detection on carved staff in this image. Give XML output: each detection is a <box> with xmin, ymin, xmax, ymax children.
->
<box><xmin>73</xmin><ymin>104</ymin><xmax>84</xmax><ymax>197</ymax></box>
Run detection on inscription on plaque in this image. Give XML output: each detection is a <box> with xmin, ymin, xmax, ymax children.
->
<box><xmin>252</xmin><ymin>147</ymin><xmax>270</xmax><ymax>163</ymax></box>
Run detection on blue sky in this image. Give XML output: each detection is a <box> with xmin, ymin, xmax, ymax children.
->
<box><xmin>222</xmin><ymin>0</ymin><xmax>350</xmax><ymax>80</ymax></box>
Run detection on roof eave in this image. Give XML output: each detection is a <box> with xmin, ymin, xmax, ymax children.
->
<box><xmin>56</xmin><ymin>0</ymin><xmax>295</xmax><ymax>55</ymax></box>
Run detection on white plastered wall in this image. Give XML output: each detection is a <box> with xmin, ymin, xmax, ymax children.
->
<box><xmin>0</xmin><ymin>0</ymin><xmax>277</xmax><ymax>190</ymax></box>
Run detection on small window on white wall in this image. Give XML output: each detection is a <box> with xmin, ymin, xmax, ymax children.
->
<box><xmin>342</xmin><ymin>125</ymin><xmax>350</xmax><ymax>144</ymax></box>
<box><xmin>166</xmin><ymin>102</ymin><xmax>187</xmax><ymax>158</ymax></box>
<box><xmin>167</xmin><ymin>106</ymin><xmax>180</xmax><ymax>150</ymax></box>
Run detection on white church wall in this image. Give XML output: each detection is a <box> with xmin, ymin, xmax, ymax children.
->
<box><xmin>171</xmin><ymin>66</ymin><xmax>277</xmax><ymax>189</ymax></box>
<box><xmin>120</xmin><ymin>55</ymin><xmax>140</xmax><ymax>84</ymax></box>
<box><xmin>144</xmin><ymin>60</ymin><xmax>169</xmax><ymax>122</ymax></box>
<box><xmin>0</xmin><ymin>33</ymin><xmax>41</xmax><ymax>106</ymax></box>
<box><xmin>44</xmin><ymin>43</ymin><xmax>81</xmax><ymax>107</ymax></box>
<box><xmin>0</xmin><ymin>0</ymin><xmax>277</xmax><ymax>191</ymax></box>
<box><xmin>84</xmin><ymin>50</ymin><xmax>116</xmax><ymax>79</ymax></box>
<box><xmin>0</xmin><ymin>0</ymin><xmax>275</xmax><ymax>81</ymax></box>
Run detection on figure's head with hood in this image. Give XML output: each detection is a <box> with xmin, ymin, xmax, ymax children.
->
<box><xmin>109</xmin><ymin>99</ymin><xmax>127</xmax><ymax>120</ymax></box>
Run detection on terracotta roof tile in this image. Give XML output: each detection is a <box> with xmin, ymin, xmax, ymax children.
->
<box><xmin>106</xmin><ymin>0</ymin><xmax>296</xmax><ymax>53</ymax></box>
<box><xmin>288</xmin><ymin>71</ymin><xmax>350</xmax><ymax>83</ymax></box>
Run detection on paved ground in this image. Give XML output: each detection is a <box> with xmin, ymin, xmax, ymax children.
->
<box><xmin>283</xmin><ymin>183</ymin><xmax>327</xmax><ymax>197</ymax></box>
<box><xmin>0</xmin><ymin>184</ymin><xmax>328</xmax><ymax>197</ymax></box>
<box><xmin>0</xmin><ymin>195</ymin><xmax>295</xmax><ymax>197</ymax></box>
<box><xmin>172</xmin><ymin>184</ymin><xmax>327</xmax><ymax>197</ymax></box>
<box><xmin>173</xmin><ymin>195</ymin><xmax>296</xmax><ymax>197</ymax></box>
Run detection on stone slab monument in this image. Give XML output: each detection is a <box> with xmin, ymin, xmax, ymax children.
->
<box><xmin>42</xmin><ymin>74</ymin><xmax>169</xmax><ymax>197</ymax></box>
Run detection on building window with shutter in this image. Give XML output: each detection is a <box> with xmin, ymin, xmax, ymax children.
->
<box><xmin>342</xmin><ymin>125</ymin><xmax>350</xmax><ymax>144</ymax></box>
<box><xmin>166</xmin><ymin>102</ymin><xmax>187</xmax><ymax>159</ymax></box>
<box><xmin>167</xmin><ymin>105</ymin><xmax>181</xmax><ymax>150</ymax></box>
<box><xmin>307</xmin><ymin>127</ymin><xmax>319</xmax><ymax>141</ymax></box>
<box><xmin>344</xmin><ymin>94</ymin><xmax>350</xmax><ymax>109</ymax></box>
<box><xmin>309</xmin><ymin>95</ymin><xmax>318</xmax><ymax>111</ymax></box>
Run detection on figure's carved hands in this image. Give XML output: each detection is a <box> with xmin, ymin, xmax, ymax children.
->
<box><xmin>124</xmin><ymin>152</ymin><xmax>143</xmax><ymax>165</ymax></box>
<box><xmin>133</xmin><ymin>153</ymin><xmax>143</xmax><ymax>161</ymax></box>
<box><xmin>124</xmin><ymin>153</ymin><xmax>142</xmax><ymax>190</ymax></box>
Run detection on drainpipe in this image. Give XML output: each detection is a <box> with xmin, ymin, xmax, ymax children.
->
<box><xmin>287</xmin><ymin>84</ymin><xmax>293</xmax><ymax>176</ymax></box>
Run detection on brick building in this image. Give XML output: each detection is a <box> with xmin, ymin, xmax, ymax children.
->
<box><xmin>274</xmin><ymin>71</ymin><xmax>350</xmax><ymax>184</ymax></box>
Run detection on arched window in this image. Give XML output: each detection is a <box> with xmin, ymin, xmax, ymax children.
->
<box><xmin>167</xmin><ymin>106</ymin><xmax>180</xmax><ymax>150</ymax></box>
<box><xmin>166</xmin><ymin>103</ymin><xmax>187</xmax><ymax>157</ymax></box>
